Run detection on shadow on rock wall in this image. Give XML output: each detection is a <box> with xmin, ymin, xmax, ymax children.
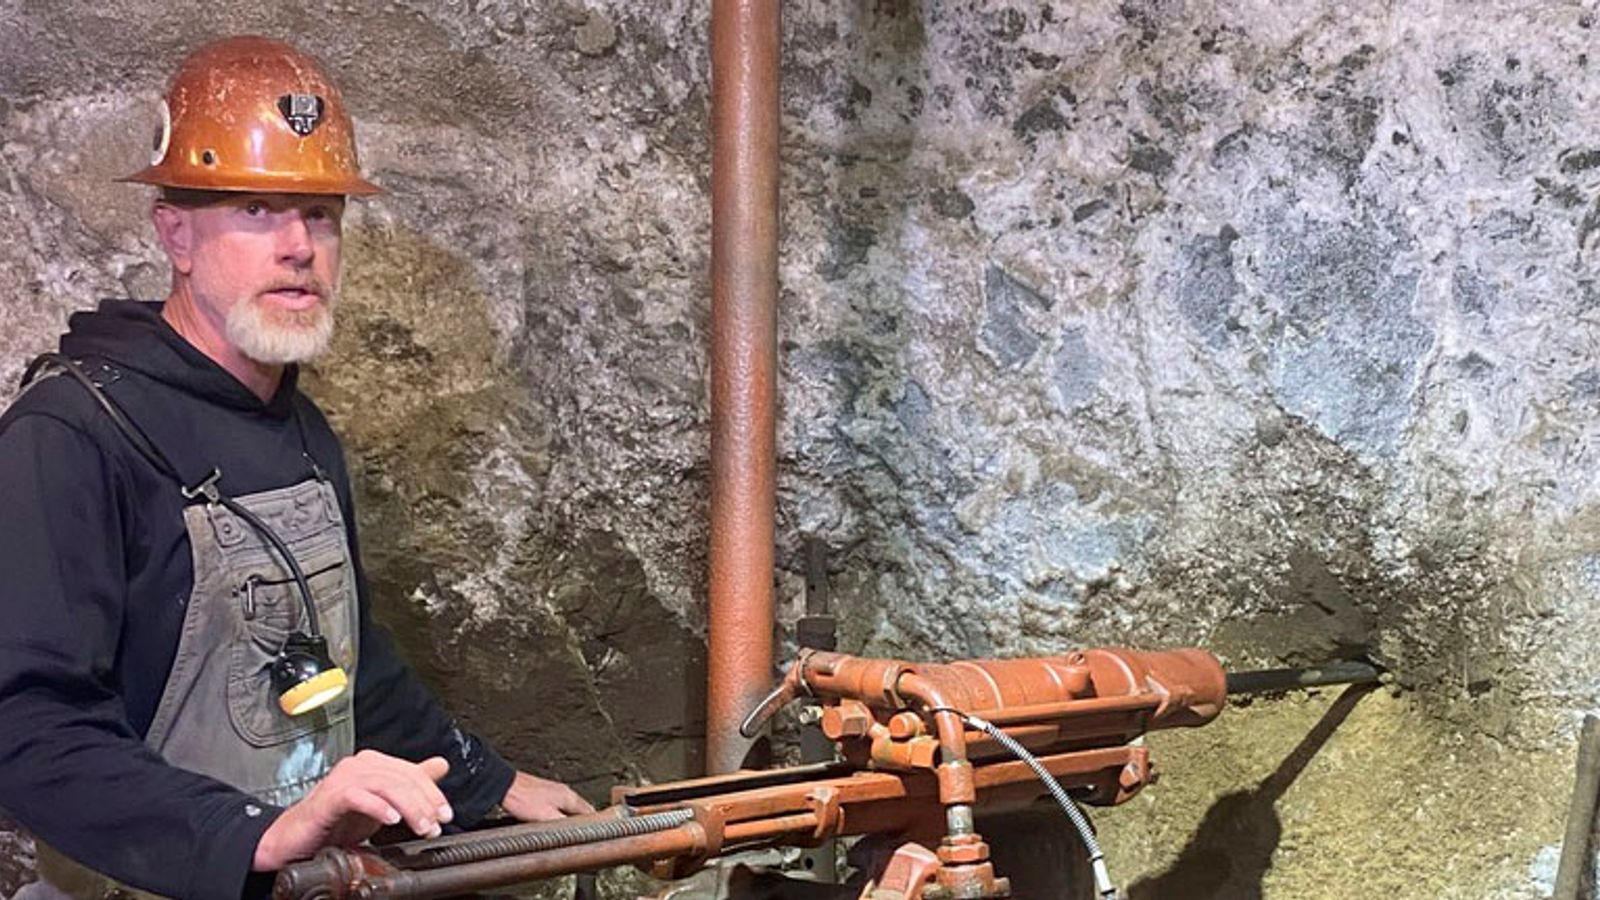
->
<box><xmin>1128</xmin><ymin>685</ymin><xmax>1375</xmax><ymax>899</ymax></box>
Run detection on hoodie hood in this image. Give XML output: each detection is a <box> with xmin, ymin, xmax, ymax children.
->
<box><xmin>58</xmin><ymin>299</ymin><xmax>300</xmax><ymax>418</ymax></box>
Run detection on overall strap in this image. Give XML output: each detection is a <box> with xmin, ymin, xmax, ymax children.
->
<box><xmin>22</xmin><ymin>352</ymin><xmax>205</xmax><ymax>492</ymax></box>
<box><xmin>23</xmin><ymin>352</ymin><xmax>325</xmax><ymax>635</ymax></box>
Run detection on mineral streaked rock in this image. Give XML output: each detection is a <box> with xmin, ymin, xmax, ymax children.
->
<box><xmin>3</xmin><ymin>1</ymin><xmax>1599</xmax><ymax>897</ymax></box>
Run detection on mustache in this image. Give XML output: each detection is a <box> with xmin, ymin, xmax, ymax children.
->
<box><xmin>260</xmin><ymin>278</ymin><xmax>331</xmax><ymax>299</ymax></box>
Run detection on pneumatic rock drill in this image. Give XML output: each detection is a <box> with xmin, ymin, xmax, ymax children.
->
<box><xmin>273</xmin><ymin>648</ymin><xmax>1378</xmax><ymax>900</ymax></box>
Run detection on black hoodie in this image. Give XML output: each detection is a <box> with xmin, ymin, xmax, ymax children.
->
<box><xmin>0</xmin><ymin>300</ymin><xmax>514</xmax><ymax>899</ymax></box>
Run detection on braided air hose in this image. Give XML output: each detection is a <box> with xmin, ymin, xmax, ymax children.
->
<box><xmin>401</xmin><ymin>809</ymin><xmax>697</xmax><ymax>869</ymax></box>
<box><xmin>961</xmin><ymin>714</ymin><xmax>1118</xmax><ymax>899</ymax></box>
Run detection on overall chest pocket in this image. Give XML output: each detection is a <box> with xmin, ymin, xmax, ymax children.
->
<box><xmin>226</xmin><ymin>553</ymin><xmax>357</xmax><ymax>747</ymax></box>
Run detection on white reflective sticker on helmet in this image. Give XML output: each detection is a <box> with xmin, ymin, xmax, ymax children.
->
<box><xmin>151</xmin><ymin>99</ymin><xmax>171</xmax><ymax>166</ymax></box>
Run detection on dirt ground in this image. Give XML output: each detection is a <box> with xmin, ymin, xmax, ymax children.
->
<box><xmin>1095</xmin><ymin>687</ymin><xmax>1572</xmax><ymax>900</ymax></box>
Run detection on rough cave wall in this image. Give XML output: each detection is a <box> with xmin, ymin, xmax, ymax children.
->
<box><xmin>4</xmin><ymin>1</ymin><xmax>1600</xmax><ymax>897</ymax></box>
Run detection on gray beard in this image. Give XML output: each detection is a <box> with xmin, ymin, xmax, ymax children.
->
<box><xmin>224</xmin><ymin>296</ymin><xmax>335</xmax><ymax>365</ymax></box>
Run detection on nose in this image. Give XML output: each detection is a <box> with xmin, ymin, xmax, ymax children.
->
<box><xmin>276</xmin><ymin>212</ymin><xmax>315</xmax><ymax>267</ymax></box>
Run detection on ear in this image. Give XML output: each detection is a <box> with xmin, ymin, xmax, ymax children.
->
<box><xmin>151</xmin><ymin>201</ymin><xmax>195</xmax><ymax>276</ymax></box>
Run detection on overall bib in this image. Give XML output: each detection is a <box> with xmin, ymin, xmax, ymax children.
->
<box><xmin>21</xmin><ymin>358</ymin><xmax>360</xmax><ymax>899</ymax></box>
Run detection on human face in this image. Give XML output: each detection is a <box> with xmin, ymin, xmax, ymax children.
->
<box><xmin>178</xmin><ymin>193</ymin><xmax>345</xmax><ymax>365</ymax></box>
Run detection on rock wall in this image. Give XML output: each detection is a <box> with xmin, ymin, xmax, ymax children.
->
<box><xmin>4</xmin><ymin>1</ymin><xmax>1600</xmax><ymax>897</ymax></box>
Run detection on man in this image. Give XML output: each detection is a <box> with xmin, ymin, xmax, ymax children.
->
<box><xmin>0</xmin><ymin>36</ymin><xmax>591</xmax><ymax>899</ymax></box>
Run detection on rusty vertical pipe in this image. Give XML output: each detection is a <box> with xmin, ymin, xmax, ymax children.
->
<box><xmin>1555</xmin><ymin>714</ymin><xmax>1600</xmax><ymax>900</ymax></box>
<box><xmin>706</xmin><ymin>0</ymin><xmax>780</xmax><ymax>774</ymax></box>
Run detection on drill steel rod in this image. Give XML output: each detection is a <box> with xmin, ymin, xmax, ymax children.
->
<box><xmin>1225</xmin><ymin>661</ymin><xmax>1382</xmax><ymax>696</ymax></box>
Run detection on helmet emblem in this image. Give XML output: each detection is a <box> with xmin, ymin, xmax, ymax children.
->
<box><xmin>277</xmin><ymin>94</ymin><xmax>325</xmax><ymax>137</ymax></box>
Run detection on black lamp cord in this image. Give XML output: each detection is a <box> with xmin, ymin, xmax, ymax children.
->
<box><xmin>959</xmin><ymin>712</ymin><xmax>1119</xmax><ymax>899</ymax></box>
<box><xmin>23</xmin><ymin>353</ymin><xmax>322</xmax><ymax>637</ymax></box>
<box><xmin>185</xmin><ymin>474</ymin><xmax>321</xmax><ymax>636</ymax></box>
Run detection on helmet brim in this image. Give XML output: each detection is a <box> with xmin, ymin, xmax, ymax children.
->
<box><xmin>120</xmin><ymin>164</ymin><xmax>382</xmax><ymax>197</ymax></box>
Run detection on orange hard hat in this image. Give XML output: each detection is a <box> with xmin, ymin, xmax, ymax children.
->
<box><xmin>122</xmin><ymin>36</ymin><xmax>380</xmax><ymax>196</ymax></box>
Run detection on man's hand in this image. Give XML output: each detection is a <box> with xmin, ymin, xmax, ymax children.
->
<box><xmin>500</xmin><ymin>770</ymin><xmax>594</xmax><ymax>821</ymax></box>
<box><xmin>252</xmin><ymin>750</ymin><xmax>454</xmax><ymax>871</ymax></box>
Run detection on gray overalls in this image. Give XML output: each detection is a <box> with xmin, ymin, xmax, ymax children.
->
<box><xmin>20</xmin><ymin>357</ymin><xmax>359</xmax><ymax>899</ymax></box>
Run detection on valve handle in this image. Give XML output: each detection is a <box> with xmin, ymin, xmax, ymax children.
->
<box><xmin>738</xmin><ymin>678</ymin><xmax>796</xmax><ymax>738</ymax></box>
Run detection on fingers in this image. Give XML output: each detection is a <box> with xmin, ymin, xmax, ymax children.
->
<box><xmin>418</xmin><ymin>755</ymin><xmax>450</xmax><ymax>783</ymax></box>
<box><xmin>342</xmin><ymin>786</ymin><xmax>403</xmax><ymax>828</ymax></box>
<box><xmin>396</xmin><ymin>755</ymin><xmax>455</xmax><ymax>834</ymax></box>
<box><xmin>321</xmin><ymin>750</ymin><xmax>454</xmax><ymax>839</ymax></box>
<box><xmin>370</xmin><ymin>756</ymin><xmax>452</xmax><ymax>837</ymax></box>
<box><xmin>525</xmin><ymin>802</ymin><xmax>563</xmax><ymax>821</ymax></box>
<box><xmin>257</xmin><ymin>751</ymin><xmax>460</xmax><ymax>867</ymax></box>
<box><xmin>501</xmin><ymin>771</ymin><xmax>594</xmax><ymax>822</ymax></box>
<box><xmin>559</xmin><ymin>785</ymin><xmax>596</xmax><ymax>815</ymax></box>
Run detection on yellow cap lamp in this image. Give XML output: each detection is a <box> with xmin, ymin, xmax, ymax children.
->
<box><xmin>273</xmin><ymin>633</ymin><xmax>349</xmax><ymax>716</ymax></box>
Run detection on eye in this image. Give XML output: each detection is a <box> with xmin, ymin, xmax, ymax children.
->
<box><xmin>307</xmin><ymin>202</ymin><xmax>345</xmax><ymax>225</ymax></box>
<box><xmin>243</xmin><ymin>200</ymin><xmax>268</xmax><ymax>217</ymax></box>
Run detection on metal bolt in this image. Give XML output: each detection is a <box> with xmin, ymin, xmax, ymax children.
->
<box><xmin>887</xmin><ymin>711</ymin><xmax>924</xmax><ymax>739</ymax></box>
<box><xmin>945</xmin><ymin>804</ymin><xmax>975</xmax><ymax>836</ymax></box>
<box><xmin>822</xmin><ymin>701</ymin><xmax>873</xmax><ymax>738</ymax></box>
